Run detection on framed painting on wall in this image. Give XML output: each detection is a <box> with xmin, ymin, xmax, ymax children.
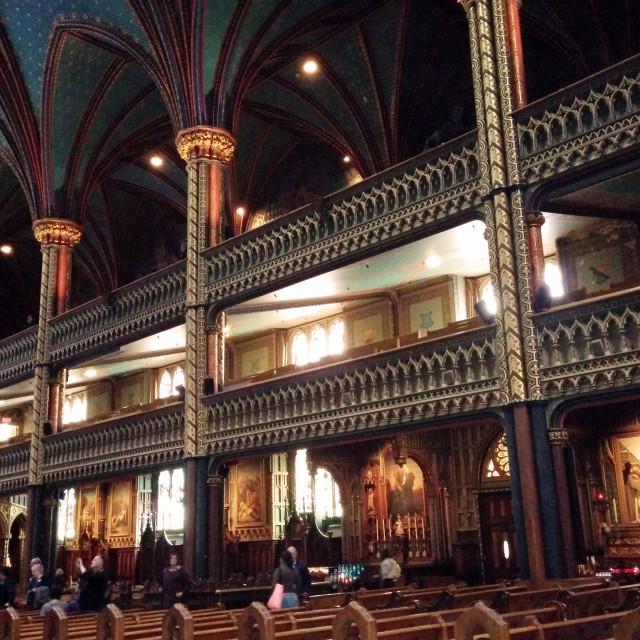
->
<box><xmin>383</xmin><ymin>453</ymin><xmax>425</xmax><ymax>517</ymax></box>
<box><xmin>77</xmin><ymin>486</ymin><xmax>98</xmax><ymax>536</ymax></box>
<box><xmin>107</xmin><ymin>479</ymin><xmax>135</xmax><ymax>538</ymax></box>
<box><xmin>234</xmin><ymin>459</ymin><xmax>266</xmax><ymax>527</ymax></box>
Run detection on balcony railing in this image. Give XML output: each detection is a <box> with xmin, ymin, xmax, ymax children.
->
<box><xmin>204</xmin><ymin>319</ymin><xmax>498</xmax><ymax>455</ymax></box>
<box><xmin>515</xmin><ymin>53</ymin><xmax>640</xmax><ymax>183</ymax></box>
<box><xmin>535</xmin><ymin>285</ymin><xmax>640</xmax><ymax>397</ymax></box>
<box><xmin>41</xmin><ymin>402</ymin><xmax>185</xmax><ymax>483</ymax></box>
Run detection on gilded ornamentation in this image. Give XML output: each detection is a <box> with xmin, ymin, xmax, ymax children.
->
<box><xmin>175</xmin><ymin>126</ymin><xmax>235</xmax><ymax>163</ymax></box>
<box><xmin>33</xmin><ymin>219</ymin><xmax>82</xmax><ymax>247</ymax></box>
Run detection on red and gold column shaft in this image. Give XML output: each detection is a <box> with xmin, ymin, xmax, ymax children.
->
<box><xmin>32</xmin><ymin>219</ymin><xmax>81</xmax><ymax>440</ymax></box>
<box><xmin>175</xmin><ymin>126</ymin><xmax>235</xmax><ymax>579</ymax></box>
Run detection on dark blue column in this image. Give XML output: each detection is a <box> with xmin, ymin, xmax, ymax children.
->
<box><xmin>530</xmin><ymin>402</ymin><xmax>565</xmax><ymax>578</ymax></box>
<box><xmin>194</xmin><ymin>457</ymin><xmax>209</xmax><ymax>579</ymax></box>
<box><xmin>504</xmin><ymin>407</ymin><xmax>530</xmax><ymax>579</ymax></box>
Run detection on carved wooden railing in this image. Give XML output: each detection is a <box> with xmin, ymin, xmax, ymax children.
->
<box><xmin>203</xmin><ymin>323</ymin><xmax>499</xmax><ymax>456</ymax></box>
<box><xmin>0</xmin><ymin>326</ymin><xmax>37</xmax><ymax>386</ymax></box>
<box><xmin>49</xmin><ymin>262</ymin><xmax>187</xmax><ymax>366</ymax></box>
<box><xmin>204</xmin><ymin>133</ymin><xmax>481</xmax><ymax>306</ymax></box>
<box><xmin>536</xmin><ymin>287</ymin><xmax>640</xmax><ymax>397</ymax></box>
<box><xmin>516</xmin><ymin>53</ymin><xmax>640</xmax><ymax>185</ymax></box>
<box><xmin>0</xmin><ymin>440</ymin><xmax>30</xmax><ymax>494</ymax></box>
<box><xmin>40</xmin><ymin>403</ymin><xmax>185</xmax><ymax>483</ymax></box>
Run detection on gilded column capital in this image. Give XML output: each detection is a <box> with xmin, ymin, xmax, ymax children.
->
<box><xmin>32</xmin><ymin>219</ymin><xmax>82</xmax><ymax>248</ymax></box>
<box><xmin>175</xmin><ymin>126</ymin><xmax>236</xmax><ymax>163</ymax></box>
<box><xmin>457</xmin><ymin>0</ymin><xmax>476</xmax><ymax>10</ymax></box>
<box><xmin>207</xmin><ymin>475</ymin><xmax>225</xmax><ymax>488</ymax></box>
<box><xmin>526</xmin><ymin>212</ymin><xmax>546</xmax><ymax>228</ymax></box>
<box><xmin>548</xmin><ymin>429</ymin><xmax>570</xmax><ymax>445</ymax></box>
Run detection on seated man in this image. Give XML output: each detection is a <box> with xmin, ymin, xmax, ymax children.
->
<box><xmin>42</xmin><ymin>555</ymin><xmax>109</xmax><ymax>615</ymax></box>
<box><xmin>26</xmin><ymin>563</ymin><xmax>50</xmax><ymax>610</ymax></box>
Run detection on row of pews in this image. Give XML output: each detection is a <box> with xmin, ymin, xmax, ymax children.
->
<box><xmin>3</xmin><ymin>578</ymin><xmax>640</xmax><ymax>640</ymax></box>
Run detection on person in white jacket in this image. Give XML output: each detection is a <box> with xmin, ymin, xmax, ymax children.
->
<box><xmin>380</xmin><ymin>549</ymin><xmax>401</xmax><ymax>588</ymax></box>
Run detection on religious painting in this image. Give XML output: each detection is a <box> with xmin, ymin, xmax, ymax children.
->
<box><xmin>107</xmin><ymin>479</ymin><xmax>135</xmax><ymax>538</ymax></box>
<box><xmin>399</xmin><ymin>280</ymin><xmax>453</xmax><ymax>335</ymax></box>
<box><xmin>240</xmin><ymin>345</ymin><xmax>270</xmax><ymax>378</ymax></box>
<box><xmin>352</xmin><ymin>313</ymin><xmax>384</xmax><ymax>347</ymax></box>
<box><xmin>557</xmin><ymin>221</ymin><xmax>640</xmax><ymax>295</ymax></box>
<box><xmin>235</xmin><ymin>459</ymin><xmax>265</xmax><ymax>527</ymax></box>
<box><xmin>384</xmin><ymin>454</ymin><xmax>425</xmax><ymax>517</ymax></box>
<box><xmin>77</xmin><ymin>486</ymin><xmax>97</xmax><ymax>536</ymax></box>
<box><xmin>616</xmin><ymin>436</ymin><xmax>640</xmax><ymax>524</ymax></box>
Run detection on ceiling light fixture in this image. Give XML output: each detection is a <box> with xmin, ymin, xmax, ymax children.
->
<box><xmin>85</xmin><ymin>369</ymin><xmax>97</xmax><ymax>378</ymax></box>
<box><xmin>425</xmin><ymin>255</ymin><xmax>442</xmax><ymax>268</ymax></box>
<box><xmin>302</xmin><ymin>59</ymin><xmax>318</xmax><ymax>74</ymax></box>
<box><xmin>150</xmin><ymin>154</ymin><xmax>163</xmax><ymax>167</ymax></box>
<box><xmin>236</xmin><ymin>206</ymin><xmax>245</xmax><ymax>216</ymax></box>
<box><xmin>343</xmin><ymin>155</ymin><xmax>351</xmax><ymax>163</ymax></box>
<box><xmin>0</xmin><ymin>245</ymin><xmax>13</xmax><ymax>255</ymax></box>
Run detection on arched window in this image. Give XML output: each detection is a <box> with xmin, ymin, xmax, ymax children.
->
<box><xmin>71</xmin><ymin>397</ymin><xmax>86</xmax><ymax>423</ymax></box>
<box><xmin>544</xmin><ymin>262</ymin><xmax>564</xmax><ymax>298</ymax></box>
<box><xmin>292</xmin><ymin>331</ymin><xmax>308</xmax><ymax>366</ymax></box>
<box><xmin>158</xmin><ymin>468</ymin><xmax>184</xmax><ymax>531</ymax></box>
<box><xmin>158</xmin><ymin>370</ymin><xmax>173</xmax><ymax>399</ymax></box>
<box><xmin>295</xmin><ymin>450</ymin><xmax>341</xmax><ymax>518</ymax></box>
<box><xmin>172</xmin><ymin>367</ymin><xmax>185</xmax><ymax>395</ymax></box>
<box><xmin>481</xmin><ymin>282</ymin><xmax>497</xmax><ymax>315</ymax></box>
<box><xmin>328</xmin><ymin>319</ymin><xmax>344</xmax><ymax>355</ymax></box>
<box><xmin>309</xmin><ymin>325</ymin><xmax>327</xmax><ymax>363</ymax></box>
<box><xmin>57</xmin><ymin>488</ymin><xmax>76</xmax><ymax>543</ymax></box>
<box><xmin>484</xmin><ymin>434</ymin><xmax>510</xmax><ymax>479</ymax></box>
<box><xmin>63</xmin><ymin>400</ymin><xmax>71</xmax><ymax>425</ymax></box>
<box><xmin>315</xmin><ymin>467</ymin><xmax>342</xmax><ymax>518</ymax></box>
<box><xmin>295</xmin><ymin>449</ymin><xmax>313</xmax><ymax>513</ymax></box>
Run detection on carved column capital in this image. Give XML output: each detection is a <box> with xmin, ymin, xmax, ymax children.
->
<box><xmin>207</xmin><ymin>475</ymin><xmax>225</xmax><ymax>488</ymax></box>
<box><xmin>457</xmin><ymin>0</ymin><xmax>476</xmax><ymax>11</ymax></box>
<box><xmin>175</xmin><ymin>126</ymin><xmax>236</xmax><ymax>163</ymax></box>
<box><xmin>548</xmin><ymin>429</ymin><xmax>570</xmax><ymax>445</ymax></box>
<box><xmin>32</xmin><ymin>219</ymin><xmax>82</xmax><ymax>248</ymax></box>
<box><xmin>526</xmin><ymin>212</ymin><xmax>546</xmax><ymax>228</ymax></box>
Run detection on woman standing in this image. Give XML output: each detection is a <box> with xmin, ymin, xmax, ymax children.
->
<box><xmin>272</xmin><ymin>549</ymin><xmax>301</xmax><ymax>609</ymax></box>
<box><xmin>162</xmin><ymin>553</ymin><xmax>191</xmax><ymax>608</ymax></box>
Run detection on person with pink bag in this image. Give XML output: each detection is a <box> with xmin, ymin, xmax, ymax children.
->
<box><xmin>268</xmin><ymin>549</ymin><xmax>300</xmax><ymax>609</ymax></box>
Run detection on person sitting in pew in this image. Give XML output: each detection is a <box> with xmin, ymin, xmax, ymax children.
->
<box><xmin>42</xmin><ymin>555</ymin><xmax>110</xmax><ymax>615</ymax></box>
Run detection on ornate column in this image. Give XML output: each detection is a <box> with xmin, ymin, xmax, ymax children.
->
<box><xmin>505</xmin><ymin>0</ymin><xmax>527</xmax><ymax>108</ymax></box>
<box><xmin>175</xmin><ymin>126</ymin><xmax>235</xmax><ymax>579</ymax></box>
<box><xmin>33</xmin><ymin>219</ymin><xmax>81</xmax><ymax>434</ymax></box>
<box><xmin>175</xmin><ymin>126</ymin><xmax>234</xmax><ymax>454</ymax></box>
<box><xmin>23</xmin><ymin>219</ymin><xmax>80</xmax><ymax>586</ymax></box>
<box><xmin>549</xmin><ymin>428</ymin><xmax>578</xmax><ymax>576</ymax></box>
<box><xmin>460</xmin><ymin>0</ymin><xmax>548</xmax><ymax>582</ymax></box>
<box><xmin>526</xmin><ymin>212</ymin><xmax>546</xmax><ymax>292</ymax></box>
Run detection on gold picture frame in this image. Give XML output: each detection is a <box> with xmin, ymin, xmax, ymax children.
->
<box><xmin>107</xmin><ymin>479</ymin><xmax>135</xmax><ymax>539</ymax></box>
<box><xmin>77</xmin><ymin>486</ymin><xmax>98</xmax><ymax>536</ymax></box>
<box><xmin>234</xmin><ymin>459</ymin><xmax>266</xmax><ymax>528</ymax></box>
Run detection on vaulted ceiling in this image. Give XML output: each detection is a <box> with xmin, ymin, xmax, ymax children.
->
<box><xmin>0</xmin><ymin>0</ymin><xmax>638</xmax><ymax>339</ymax></box>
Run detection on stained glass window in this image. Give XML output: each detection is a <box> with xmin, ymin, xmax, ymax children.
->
<box><xmin>57</xmin><ymin>488</ymin><xmax>76</xmax><ymax>542</ymax></box>
<box><xmin>292</xmin><ymin>331</ymin><xmax>308</xmax><ymax>366</ymax></box>
<box><xmin>309</xmin><ymin>325</ymin><xmax>327</xmax><ymax>363</ymax></box>
<box><xmin>158</xmin><ymin>468</ymin><xmax>184</xmax><ymax>530</ymax></box>
<box><xmin>158</xmin><ymin>371</ymin><xmax>173</xmax><ymax>399</ymax></box>
<box><xmin>328</xmin><ymin>319</ymin><xmax>344</xmax><ymax>355</ymax></box>
<box><xmin>485</xmin><ymin>434</ymin><xmax>510</xmax><ymax>479</ymax></box>
<box><xmin>172</xmin><ymin>367</ymin><xmax>185</xmax><ymax>395</ymax></box>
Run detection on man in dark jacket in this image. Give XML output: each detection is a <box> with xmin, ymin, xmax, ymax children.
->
<box><xmin>287</xmin><ymin>546</ymin><xmax>311</xmax><ymax>601</ymax></box>
<box><xmin>67</xmin><ymin>555</ymin><xmax>110</xmax><ymax>614</ymax></box>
